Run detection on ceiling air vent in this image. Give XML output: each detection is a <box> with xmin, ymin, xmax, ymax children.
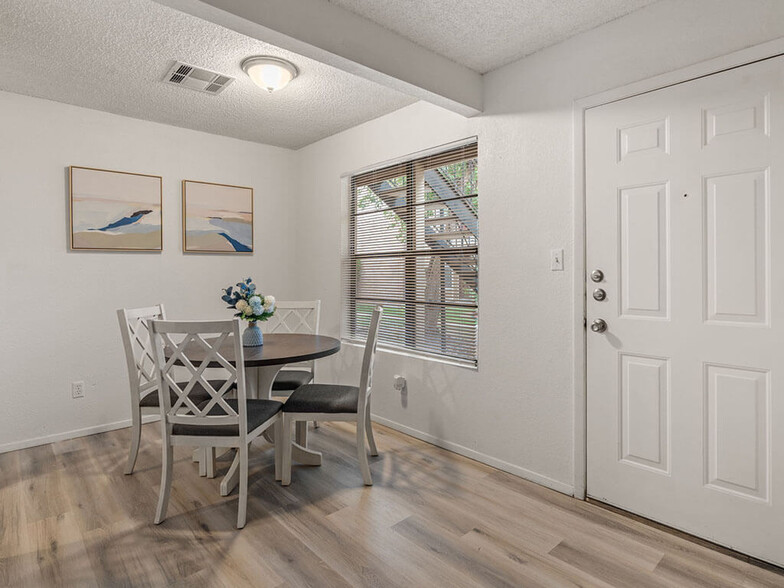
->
<box><xmin>163</xmin><ymin>61</ymin><xmax>234</xmax><ymax>95</ymax></box>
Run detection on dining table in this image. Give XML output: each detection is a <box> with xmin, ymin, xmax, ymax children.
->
<box><xmin>182</xmin><ymin>333</ymin><xmax>341</xmax><ymax>495</ymax></box>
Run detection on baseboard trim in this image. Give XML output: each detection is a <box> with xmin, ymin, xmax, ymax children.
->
<box><xmin>371</xmin><ymin>414</ymin><xmax>574</xmax><ymax>496</ymax></box>
<box><xmin>0</xmin><ymin>414</ymin><xmax>160</xmax><ymax>454</ymax></box>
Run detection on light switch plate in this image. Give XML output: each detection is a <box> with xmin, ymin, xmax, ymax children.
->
<box><xmin>550</xmin><ymin>248</ymin><xmax>564</xmax><ymax>271</ymax></box>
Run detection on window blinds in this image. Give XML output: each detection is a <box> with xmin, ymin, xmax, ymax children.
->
<box><xmin>344</xmin><ymin>142</ymin><xmax>479</xmax><ymax>365</ymax></box>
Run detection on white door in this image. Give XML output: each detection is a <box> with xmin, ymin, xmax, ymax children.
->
<box><xmin>586</xmin><ymin>56</ymin><xmax>784</xmax><ymax>566</ymax></box>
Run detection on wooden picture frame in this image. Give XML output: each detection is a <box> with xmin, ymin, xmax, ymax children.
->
<box><xmin>182</xmin><ymin>180</ymin><xmax>254</xmax><ymax>253</ymax></box>
<box><xmin>69</xmin><ymin>166</ymin><xmax>163</xmax><ymax>251</ymax></box>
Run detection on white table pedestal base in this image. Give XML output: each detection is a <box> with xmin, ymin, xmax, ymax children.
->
<box><xmin>217</xmin><ymin>364</ymin><xmax>322</xmax><ymax>496</ymax></box>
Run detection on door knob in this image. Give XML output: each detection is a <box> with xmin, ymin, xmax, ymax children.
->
<box><xmin>590</xmin><ymin>319</ymin><xmax>607</xmax><ymax>333</ymax></box>
<box><xmin>590</xmin><ymin>269</ymin><xmax>604</xmax><ymax>282</ymax></box>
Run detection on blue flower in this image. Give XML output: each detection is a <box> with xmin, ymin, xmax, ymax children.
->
<box><xmin>222</xmin><ymin>278</ymin><xmax>269</xmax><ymax>319</ymax></box>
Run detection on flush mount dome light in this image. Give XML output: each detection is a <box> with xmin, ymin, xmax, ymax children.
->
<box><xmin>241</xmin><ymin>56</ymin><xmax>299</xmax><ymax>93</ymax></box>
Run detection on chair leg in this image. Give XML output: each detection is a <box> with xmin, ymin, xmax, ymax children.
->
<box><xmin>274</xmin><ymin>419</ymin><xmax>283</xmax><ymax>481</ymax></box>
<box><xmin>295</xmin><ymin>421</ymin><xmax>308</xmax><ymax>447</ymax></box>
<box><xmin>125</xmin><ymin>406</ymin><xmax>142</xmax><ymax>475</ymax></box>
<box><xmin>205</xmin><ymin>447</ymin><xmax>216</xmax><ymax>479</ymax></box>
<box><xmin>198</xmin><ymin>447</ymin><xmax>207</xmax><ymax>477</ymax></box>
<box><xmin>237</xmin><ymin>443</ymin><xmax>249</xmax><ymax>529</ymax></box>
<box><xmin>357</xmin><ymin>419</ymin><xmax>373</xmax><ymax>486</ymax></box>
<box><xmin>313</xmin><ymin>421</ymin><xmax>320</xmax><ymax>429</ymax></box>
<box><xmin>281</xmin><ymin>415</ymin><xmax>293</xmax><ymax>486</ymax></box>
<box><xmin>154</xmin><ymin>441</ymin><xmax>174</xmax><ymax>524</ymax></box>
<box><xmin>365</xmin><ymin>407</ymin><xmax>378</xmax><ymax>457</ymax></box>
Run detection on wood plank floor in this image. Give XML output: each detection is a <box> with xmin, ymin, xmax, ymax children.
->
<box><xmin>1</xmin><ymin>422</ymin><xmax>782</xmax><ymax>587</ymax></box>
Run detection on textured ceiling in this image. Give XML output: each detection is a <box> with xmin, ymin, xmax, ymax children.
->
<box><xmin>0</xmin><ymin>0</ymin><xmax>416</xmax><ymax>149</ymax></box>
<box><xmin>327</xmin><ymin>0</ymin><xmax>660</xmax><ymax>73</ymax></box>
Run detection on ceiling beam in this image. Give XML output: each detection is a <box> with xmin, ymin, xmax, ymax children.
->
<box><xmin>154</xmin><ymin>0</ymin><xmax>483</xmax><ymax>116</ymax></box>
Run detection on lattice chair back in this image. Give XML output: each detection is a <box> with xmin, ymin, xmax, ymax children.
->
<box><xmin>357</xmin><ymin>306</ymin><xmax>383</xmax><ymax>416</ymax></box>
<box><xmin>149</xmin><ymin>319</ymin><xmax>247</xmax><ymax>436</ymax></box>
<box><xmin>265</xmin><ymin>300</ymin><xmax>321</xmax><ymax>334</ymax></box>
<box><xmin>265</xmin><ymin>300</ymin><xmax>321</xmax><ymax>370</ymax></box>
<box><xmin>118</xmin><ymin>305</ymin><xmax>166</xmax><ymax>405</ymax></box>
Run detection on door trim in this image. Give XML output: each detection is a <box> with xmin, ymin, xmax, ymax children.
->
<box><xmin>572</xmin><ymin>36</ymin><xmax>784</xmax><ymax>499</ymax></box>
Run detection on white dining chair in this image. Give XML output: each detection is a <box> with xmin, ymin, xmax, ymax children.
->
<box><xmin>118</xmin><ymin>305</ymin><xmax>227</xmax><ymax>476</ymax></box>
<box><xmin>149</xmin><ymin>318</ymin><xmax>283</xmax><ymax>529</ymax></box>
<box><xmin>118</xmin><ymin>305</ymin><xmax>171</xmax><ymax>475</ymax></box>
<box><xmin>280</xmin><ymin>306</ymin><xmax>383</xmax><ymax>486</ymax></box>
<box><xmin>264</xmin><ymin>300</ymin><xmax>321</xmax><ymax>394</ymax></box>
<box><xmin>266</xmin><ymin>300</ymin><xmax>322</xmax><ymax>435</ymax></box>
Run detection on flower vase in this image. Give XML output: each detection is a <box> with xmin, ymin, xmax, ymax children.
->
<box><xmin>242</xmin><ymin>321</ymin><xmax>264</xmax><ymax>347</ymax></box>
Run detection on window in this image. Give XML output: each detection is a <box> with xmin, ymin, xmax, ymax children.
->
<box><xmin>343</xmin><ymin>141</ymin><xmax>478</xmax><ymax>366</ymax></box>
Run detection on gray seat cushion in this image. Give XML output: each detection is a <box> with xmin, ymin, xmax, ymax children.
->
<box><xmin>283</xmin><ymin>384</ymin><xmax>359</xmax><ymax>414</ymax></box>
<box><xmin>272</xmin><ymin>370</ymin><xmax>314</xmax><ymax>391</ymax></box>
<box><xmin>172</xmin><ymin>398</ymin><xmax>282</xmax><ymax>437</ymax></box>
<box><xmin>139</xmin><ymin>380</ymin><xmax>235</xmax><ymax>408</ymax></box>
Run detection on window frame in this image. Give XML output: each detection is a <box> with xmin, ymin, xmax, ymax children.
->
<box><xmin>342</xmin><ymin>138</ymin><xmax>479</xmax><ymax>369</ymax></box>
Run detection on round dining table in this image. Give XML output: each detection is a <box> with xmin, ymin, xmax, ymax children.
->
<box><xmin>187</xmin><ymin>333</ymin><xmax>341</xmax><ymax>496</ymax></box>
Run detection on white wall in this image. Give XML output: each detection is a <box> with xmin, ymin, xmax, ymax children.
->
<box><xmin>293</xmin><ymin>0</ymin><xmax>784</xmax><ymax>493</ymax></box>
<box><xmin>0</xmin><ymin>91</ymin><xmax>297</xmax><ymax>451</ymax></box>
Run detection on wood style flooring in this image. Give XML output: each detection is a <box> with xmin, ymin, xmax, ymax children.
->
<box><xmin>1</xmin><ymin>421</ymin><xmax>782</xmax><ymax>587</ymax></box>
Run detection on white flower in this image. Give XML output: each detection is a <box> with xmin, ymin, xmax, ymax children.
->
<box><xmin>235</xmin><ymin>300</ymin><xmax>248</xmax><ymax>312</ymax></box>
<box><xmin>263</xmin><ymin>295</ymin><xmax>275</xmax><ymax>309</ymax></box>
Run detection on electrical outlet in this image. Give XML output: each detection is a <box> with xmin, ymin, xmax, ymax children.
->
<box><xmin>72</xmin><ymin>381</ymin><xmax>85</xmax><ymax>399</ymax></box>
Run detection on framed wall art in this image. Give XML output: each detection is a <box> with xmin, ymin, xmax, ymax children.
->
<box><xmin>182</xmin><ymin>180</ymin><xmax>253</xmax><ymax>253</ymax></box>
<box><xmin>69</xmin><ymin>166</ymin><xmax>163</xmax><ymax>251</ymax></box>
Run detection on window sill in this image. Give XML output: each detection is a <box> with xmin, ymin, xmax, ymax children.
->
<box><xmin>341</xmin><ymin>339</ymin><xmax>478</xmax><ymax>371</ymax></box>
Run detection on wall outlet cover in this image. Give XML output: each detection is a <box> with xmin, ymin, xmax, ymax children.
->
<box><xmin>72</xmin><ymin>381</ymin><xmax>85</xmax><ymax>399</ymax></box>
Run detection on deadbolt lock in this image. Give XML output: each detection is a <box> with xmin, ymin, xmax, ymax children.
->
<box><xmin>590</xmin><ymin>269</ymin><xmax>604</xmax><ymax>283</ymax></box>
<box><xmin>593</xmin><ymin>288</ymin><xmax>607</xmax><ymax>301</ymax></box>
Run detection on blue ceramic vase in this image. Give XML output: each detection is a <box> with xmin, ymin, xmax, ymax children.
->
<box><xmin>242</xmin><ymin>321</ymin><xmax>264</xmax><ymax>347</ymax></box>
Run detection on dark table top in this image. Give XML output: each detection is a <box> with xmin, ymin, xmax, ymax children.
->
<box><xmin>171</xmin><ymin>333</ymin><xmax>341</xmax><ymax>367</ymax></box>
<box><xmin>241</xmin><ymin>333</ymin><xmax>341</xmax><ymax>367</ymax></box>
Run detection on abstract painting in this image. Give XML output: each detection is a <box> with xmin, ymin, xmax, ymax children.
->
<box><xmin>182</xmin><ymin>180</ymin><xmax>253</xmax><ymax>253</ymax></box>
<box><xmin>70</xmin><ymin>166</ymin><xmax>162</xmax><ymax>251</ymax></box>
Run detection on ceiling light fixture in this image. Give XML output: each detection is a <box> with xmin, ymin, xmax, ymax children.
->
<box><xmin>241</xmin><ymin>56</ymin><xmax>299</xmax><ymax>93</ymax></box>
